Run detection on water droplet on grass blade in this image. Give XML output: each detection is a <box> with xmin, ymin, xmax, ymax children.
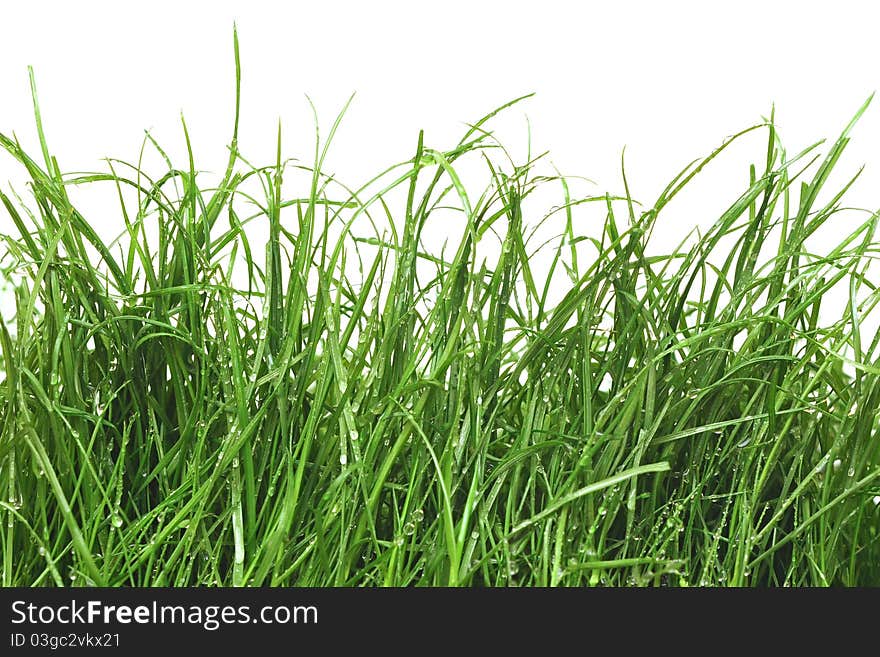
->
<box><xmin>111</xmin><ymin>515</ymin><xmax>123</xmax><ymax>528</ymax></box>
<box><xmin>339</xmin><ymin>454</ymin><xmax>348</xmax><ymax>466</ymax></box>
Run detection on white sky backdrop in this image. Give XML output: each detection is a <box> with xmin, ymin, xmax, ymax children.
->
<box><xmin>2</xmin><ymin>0</ymin><xmax>880</xmax><ymax>331</ymax></box>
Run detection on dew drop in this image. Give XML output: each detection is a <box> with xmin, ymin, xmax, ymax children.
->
<box><xmin>339</xmin><ymin>454</ymin><xmax>348</xmax><ymax>466</ymax></box>
<box><xmin>411</xmin><ymin>508</ymin><xmax>424</xmax><ymax>523</ymax></box>
<box><xmin>403</xmin><ymin>522</ymin><xmax>416</xmax><ymax>536</ymax></box>
<box><xmin>873</xmin><ymin>496</ymin><xmax>880</xmax><ymax>506</ymax></box>
<box><xmin>832</xmin><ymin>459</ymin><xmax>843</xmax><ymax>471</ymax></box>
<box><xmin>111</xmin><ymin>515</ymin><xmax>123</xmax><ymax>528</ymax></box>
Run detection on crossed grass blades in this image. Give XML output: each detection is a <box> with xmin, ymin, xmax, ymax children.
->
<box><xmin>1</xmin><ymin>34</ymin><xmax>880</xmax><ymax>587</ymax></box>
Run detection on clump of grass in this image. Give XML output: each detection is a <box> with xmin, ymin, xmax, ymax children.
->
<box><xmin>2</xmin><ymin>34</ymin><xmax>879</xmax><ymax>587</ymax></box>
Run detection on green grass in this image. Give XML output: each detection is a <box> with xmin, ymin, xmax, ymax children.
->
<box><xmin>2</xmin><ymin>33</ymin><xmax>880</xmax><ymax>587</ymax></box>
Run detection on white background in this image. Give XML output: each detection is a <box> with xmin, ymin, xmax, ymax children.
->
<box><xmin>2</xmin><ymin>1</ymin><xmax>880</xmax><ymax>303</ymax></box>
